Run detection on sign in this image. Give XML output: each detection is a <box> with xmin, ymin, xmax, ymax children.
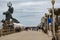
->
<box><xmin>48</xmin><ymin>18</ymin><xmax>52</xmax><ymax>23</ymax></box>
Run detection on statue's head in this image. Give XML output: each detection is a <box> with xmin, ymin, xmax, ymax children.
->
<box><xmin>7</xmin><ymin>2</ymin><xmax>12</xmax><ymax>7</ymax></box>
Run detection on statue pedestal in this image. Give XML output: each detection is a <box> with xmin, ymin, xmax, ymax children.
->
<box><xmin>2</xmin><ymin>20</ymin><xmax>15</xmax><ymax>35</ymax></box>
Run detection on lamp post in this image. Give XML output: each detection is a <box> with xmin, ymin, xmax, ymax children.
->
<box><xmin>51</xmin><ymin>0</ymin><xmax>56</xmax><ymax>39</ymax></box>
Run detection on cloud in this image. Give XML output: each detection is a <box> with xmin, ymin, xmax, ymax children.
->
<box><xmin>13</xmin><ymin>1</ymin><xmax>49</xmax><ymax>9</ymax></box>
<box><xmin>0</xmin><ymin>0</ymin><xmax>60</xmax><ymax>26</ymax></box>
<box><xmin>0</xmin><ymin>0</ymin><xmax>15</xmax><ymax>1</ymax></box>
<box><xmin>0</xmin><ymin>0</ymin><xmax>46</xmax><ymax>2</ymax></box>
<box><xmin>55</xmin><ymin>3</ymin><xmax>60</xmax><ymax>8</ymax></box>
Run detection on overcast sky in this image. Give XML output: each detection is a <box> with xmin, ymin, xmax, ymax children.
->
<box><xmin>0</xmin><ymin>0</ymin><xmax>60</xmax><ymax>26</ymax></box>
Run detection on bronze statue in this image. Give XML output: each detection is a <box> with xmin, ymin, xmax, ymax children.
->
<box><xmin>3</xmin><ymin>2</ymin><xmax>20</xmax><ymax>23</ymax></box>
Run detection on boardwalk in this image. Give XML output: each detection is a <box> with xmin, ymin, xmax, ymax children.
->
<box><xmin>0</xmin><ymin>30</ymin><xmax>52</xmax><ymax>40</ymax></box>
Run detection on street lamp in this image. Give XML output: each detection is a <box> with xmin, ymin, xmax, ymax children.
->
<box><xmin>51</xmin><ymin>0</ymin><xmax>56</xmax><ymax>39</ymax></box>
<box><xmin>51</xmin><ymin>0</ymin><xmax>55</xmax><ymax>5</ymax></box>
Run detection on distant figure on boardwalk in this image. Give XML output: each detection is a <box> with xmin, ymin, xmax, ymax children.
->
<box><xmin>3</xmin><ymin>2</ymin><xmax>19</xmax><ymax>23</ymax></box>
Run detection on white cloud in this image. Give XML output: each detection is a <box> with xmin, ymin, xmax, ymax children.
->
<box><xmin>0</xmin><ymin>0</ymin><xmax>15</xmax><ymax>1</ymax></box>
<box><xmin>0</xmin><ymin>0</ymin><xmax>60</xmax><ymax>26</ymax></box>
<box><xmin>13</xmin><ymin>1</ymin><xmax>49</xmax><ymax>9</ymax></box>
<box><xmin>55</xmin><ymin>3</ymin><xmax>60</xmax><ymax>8</ymax></box>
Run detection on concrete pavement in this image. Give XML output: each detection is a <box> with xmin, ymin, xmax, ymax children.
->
<box><xmin>0</xmin><ymin>30</ymin><xmax>52</xmax><ymax>40</ymax></box>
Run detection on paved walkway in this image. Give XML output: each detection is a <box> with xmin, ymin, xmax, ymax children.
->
<box><xmin>0</xmin><ymin>30</ymin><xmax>52</xmax><ymax>40</ymax></box>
